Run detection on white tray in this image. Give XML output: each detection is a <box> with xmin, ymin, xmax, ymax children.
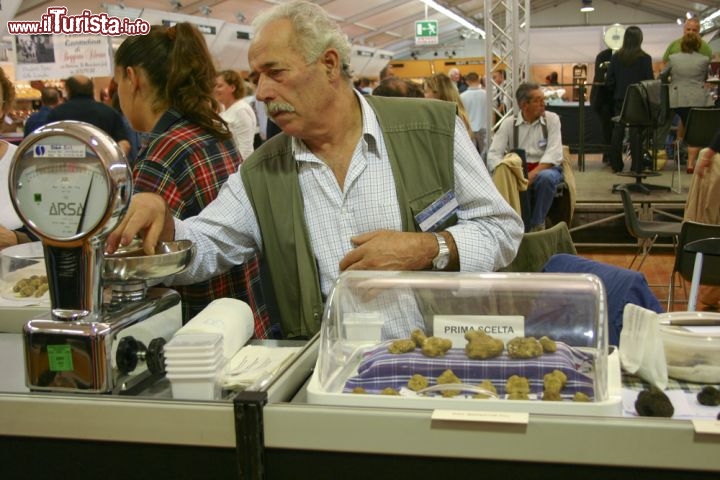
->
<box><xmin>306</xmin><ymin>349</ymin><xmax>622</xmax><ymax>417</ymax></box>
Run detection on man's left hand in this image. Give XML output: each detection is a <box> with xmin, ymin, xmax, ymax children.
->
<box><xmin>339</xmin><ymin>230</ymin><xmax>435</xmax><ymax>271</ymax></box>
<box><xmin>528</xmin><ymin>163</ymin><xmax>552</xmax><ymax>184</ymax></box>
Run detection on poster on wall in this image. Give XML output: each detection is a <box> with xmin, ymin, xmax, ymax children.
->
<box><xmin>13</xmin><ymin>34</ymin><xmax>113</xmax><ymax>81</ymax></box>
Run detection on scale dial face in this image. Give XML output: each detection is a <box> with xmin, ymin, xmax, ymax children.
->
<box><xmin>11</xmin><ymin>134</ymin><xmax>113</xmax><ymax>241</ymax></box>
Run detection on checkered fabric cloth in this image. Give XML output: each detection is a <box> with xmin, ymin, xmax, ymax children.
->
<box><xmin>344</xmin><ymin>341</ymin><xmax>596</xmax><ymax>398</ymax></box>
<box><xmin>621</xmin><ymin>371</ymin><xmax>719</xmax><ymax>393</ymax></box>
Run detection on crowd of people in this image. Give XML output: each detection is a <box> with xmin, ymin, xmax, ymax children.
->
<box><xmin>596</xmin><ymin>17</ymin><xmax>716</xmax><ymax>174</ymax></box>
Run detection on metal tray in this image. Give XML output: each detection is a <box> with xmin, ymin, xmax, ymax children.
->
<box><xmin>103</xmin><ymin>240</ymin><xmax>195</xmax><ymax>282</ymax></box>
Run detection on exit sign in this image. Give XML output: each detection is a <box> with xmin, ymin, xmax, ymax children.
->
<box><xmin>415</xmin><ymin>20</ymin><xmax>438</xmax><ymax>45</ymax></box>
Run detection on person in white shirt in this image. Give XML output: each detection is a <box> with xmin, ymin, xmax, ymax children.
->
<box><xmin>0</xmin><ymin>68</ymin><xmax>34</xmax><ymax>249</ymax></box>
<box><xmin>448</xmin><ymin>67</ymin><xmax>467</xmax><ymax>93</ymax></box>
<box><xmin>487</xmin><ymin>82</ymin><xmax>564</xmax><ymax>232</ymax></box>
<box><xmin>214</xmin><ymin>69</ymin><xmax>257</xmax><ymax>162</ymax></box>
<box><xmin>460</xmin><ymin>71</ymin><xmax>488</xmax><ymax>156</ymax></box>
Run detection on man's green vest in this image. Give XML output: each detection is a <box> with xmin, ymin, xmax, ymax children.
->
<box><xmin>241</xmin><ymin>95</ymin><xmax>457</xmax><ymax>338</ymax></box>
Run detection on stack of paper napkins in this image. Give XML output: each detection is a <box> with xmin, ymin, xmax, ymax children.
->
<box><xmin>165</xmin><ymin>298</ymin><xmax>255</xmax><ymax>399</ymax></box>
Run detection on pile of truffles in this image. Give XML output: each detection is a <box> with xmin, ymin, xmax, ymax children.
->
<box><xmin>388</xmin><ymin>329</ymin><xmax>452</xmax><ymax>357</ymax></box>
<box><xmin>389</xmin><ymin>329</ymin><xmax>557</xmax><ymax>360</ymax></box>
<box><xmin>366</xmin><ymin>329</ymin><xmax>586</xmax><ymax>401</ymax></box>
<box><xmin>12</xmin><ymin>275</ymin><xmax>49</xmax><ymax>298</ymax></box>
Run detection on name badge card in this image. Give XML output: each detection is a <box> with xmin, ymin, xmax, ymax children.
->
<box><xmin>433</xmin><ymin>315</ymin><xmax>525</xmax><ymax>346</ymax></box>
<box><xmin>414</xmin><ymin>191</ymin><xmax>459</xmax><ymax>232</ymax></box>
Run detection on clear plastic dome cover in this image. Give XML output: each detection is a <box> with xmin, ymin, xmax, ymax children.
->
<box><xmin>309</xmin><ymin>271</ymin><xmax>620</xmax><ymax>416</ymax></box>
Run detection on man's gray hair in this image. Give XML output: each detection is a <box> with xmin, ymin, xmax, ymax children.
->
<box><xmin>253</xmin><ymin>1</ymin><xmax>353</xmax><ymax>80</ymax></box>
<box><xmin>516</xmin><ymin>81</ymin><xmax>541</xmax><ymax>105</ymax></box>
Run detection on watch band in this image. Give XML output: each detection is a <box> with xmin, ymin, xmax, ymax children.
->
<box><xmin>432</xmin><ymin>232</ymin><xmax>450</xmax><ymax>270</ymax></box>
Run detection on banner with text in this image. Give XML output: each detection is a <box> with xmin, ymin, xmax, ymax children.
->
<box><xmin>13</xmin><ymin>34</ymin><xmax>113</xmax><ymax>81</ymax></box>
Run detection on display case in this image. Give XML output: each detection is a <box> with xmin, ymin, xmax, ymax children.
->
<box><xmin>307</xmin><ymin>271</ymin><xmax>622</xmax><ymax>415</ymax></box>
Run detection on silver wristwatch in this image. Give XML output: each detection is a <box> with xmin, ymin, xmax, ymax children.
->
<box><xmin>432</xmin><ymin>232</ymin><xmax>450</xmax><ymax>270</ymax></box>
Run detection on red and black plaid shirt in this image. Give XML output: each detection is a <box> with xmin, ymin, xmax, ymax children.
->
<box><xmin>133</xmin><ymin>109</ymin><xmax>271</xmax><ymax>339</ymax></box>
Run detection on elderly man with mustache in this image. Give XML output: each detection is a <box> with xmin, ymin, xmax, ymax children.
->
<box><xmin>107</xmin><ymin>1</ymin><xmax>523</xmax><ymax>340</ymax></box>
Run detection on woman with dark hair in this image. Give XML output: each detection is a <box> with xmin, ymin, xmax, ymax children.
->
<box><xmin>114</xmin><ymin>23</ymin><xmax>271</xmax><ymax>337</ymax></box>
<box><xmin>215</xmin><ymin>69</ymin><xmax>257</xmax><ymax>162</ymax></box>
<box><xmin>606</xmin><ymin>25</ymin><xmax>654</xmax><ymax>174</ymax></box>
<box><xmin>663</xmin><ymin>32</ymin><xmax>712</xmax><ymax>173</ymax></box>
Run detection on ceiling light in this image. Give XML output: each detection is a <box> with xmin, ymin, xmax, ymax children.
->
<box><xmin>419</xmin><ymin>0</ymin><xmax>484</xmax><ymax>36</ymax></box>
<box><xmin>580</xmin><ymin>0</ymin><xmax>594</xmax><ymax>13</ymax></box>
<box><xmin>700</xmin><ymin>9</ymin><xmax>720</xmax><ymax>32</ymax></box>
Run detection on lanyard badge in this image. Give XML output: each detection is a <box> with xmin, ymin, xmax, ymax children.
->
<box><xmin>414</xmin><ymin>191</ymin><xmax>459</xmax><ymax>232</ymax></box>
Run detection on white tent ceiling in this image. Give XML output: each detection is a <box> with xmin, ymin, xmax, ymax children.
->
<box><xmin>12</xmin><ymin>0</ymin><xmax>720</xmax><ymax>71</ymax></box>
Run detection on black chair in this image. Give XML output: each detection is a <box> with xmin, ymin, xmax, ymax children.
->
<box><xmin>684</xmin><ymin>237</ymin><xmax>720</xmax><ymax>311</ymax></box>
<box><xmin>611</xmin><ymin>80</ymin><xmax>671</xmax><ymax>195</ymax></box>
<box><xmin>684</xmin><ymin>107</ymin><xmax>720</xmax><ymax>148</ymax></box>
<box><xmin>617</xmin><ymin>186</ymin><xmax>681</xmax><ymax>271</ymax></box>
<box><xmin>668</xmin><ymin>221</ymin><xmax>720</xmax><ymax>311</ymax></box>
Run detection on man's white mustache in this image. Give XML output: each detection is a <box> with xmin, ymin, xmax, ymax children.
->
<box><xmin>266</xmin><ymin>102</ymin><xmax>296</xmax><ymax>114</ymax></box>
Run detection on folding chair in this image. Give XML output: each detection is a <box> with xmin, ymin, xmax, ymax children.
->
<box><xmin>617</xmin><ymin>186</ymin><xmax>681</xmax><ymax>271</ymax></box>
<box><xmin>667</xmin><ymin>221</ymin><xmax>720</xmax><ymax>311</ymax></box>
<box><xmin>684</xmin><ymin>238</ymin><xmax>720</xmax><ymax>311</ymax></box>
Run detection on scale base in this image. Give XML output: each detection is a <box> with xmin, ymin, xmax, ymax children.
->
<box><xmin>24</xmin><ymin>289</ymin><xmax>181</xmax><ymax>394</ymax></box>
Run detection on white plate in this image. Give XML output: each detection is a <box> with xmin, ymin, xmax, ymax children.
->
<box><xmin>0</xmin><ymin>241</ymin><xmax>44</xmax><ymax>260</ymax></box>
<box><xmin>0</xmin><ymin>264</ymin><xmax>50</xmax><ymax>304</ymax></box>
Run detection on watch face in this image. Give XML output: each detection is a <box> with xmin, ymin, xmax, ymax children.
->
<box><xmin>433</xmin><ymin>256</ymin><xmax>449</xmax><ymax>270</ymax></box>
<box><xmin>11</xmin><ymin>135</ymin><xmax>111</xmax><ymax>240</ymax></box>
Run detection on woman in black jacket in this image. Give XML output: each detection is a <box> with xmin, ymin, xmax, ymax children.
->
<box><xmin>606</xmin><ymin>26</ymin><xmax>655</xmax><ymax>173</ymax></box>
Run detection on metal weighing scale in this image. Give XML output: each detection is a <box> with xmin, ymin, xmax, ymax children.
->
<box><xmin>9</xmin><ymin>121</ymin><xmax>194</xmax><ymax>394</ymax></box>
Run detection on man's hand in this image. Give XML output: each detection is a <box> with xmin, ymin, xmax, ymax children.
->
<box><xmin>105</xmin><ymin>193</ymin><xmax>175</xmax><ymax>255</ymax></box>
<box><xmin>696</xmin><ymin>153</ymin><xmax>715</xmax><ymax>178</ymax></box>
<box><xmin>0</xmin><ymin>226</ymin><xmax>19</xmax><ymax>249</ymax></box>
<box><xmin>339</xmin><ymin>230</ymin><xmax>442</xmax><ymax>272</ymax></box>
<box><xmin>528</xmin><ymin>163</ymin><xmax>552</xmax><ymax>185</ymax></box>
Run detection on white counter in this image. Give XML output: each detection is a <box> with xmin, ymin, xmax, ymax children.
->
<box><xmin>1</xmin><ymin>306</ymin><xmax>718</xmax><ymax>477</ymax></box>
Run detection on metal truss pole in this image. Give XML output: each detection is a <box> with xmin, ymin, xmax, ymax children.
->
<box><xmin>484</xmin><ymin>0</ymin><xmax>530</xmax><ymax>149</ymax></box>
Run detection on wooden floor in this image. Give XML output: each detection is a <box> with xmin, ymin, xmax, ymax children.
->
<box><xmin>568</xmin><ymin>152</ymin><xmax>695</xmax><ymax>312</ymax></box>
<box><xmin>573</xmin><ymin>153</ymin><xmax>690</xmax><ymax>204</ymax></box>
